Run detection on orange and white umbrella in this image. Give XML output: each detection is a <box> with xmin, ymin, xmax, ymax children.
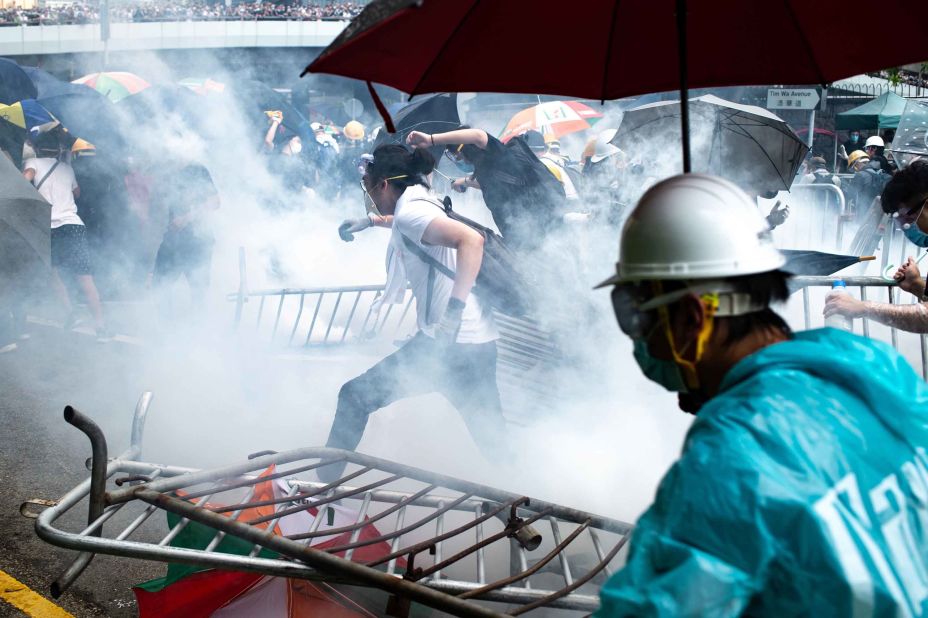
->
<box><xmin>500</xmin><ymin>100</ymin><xmax>602</xmax><ymax>143</ymax></box>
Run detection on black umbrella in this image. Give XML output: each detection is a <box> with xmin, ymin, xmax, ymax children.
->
<box><xmin>0</xmin><ymin>58</ymin><xmax>37</xmax><ymax>105</ymax></box>
<box><xmin>38</xmin><ymin>91</ymin><xmax>124</xmax><ymax>154</ymax></box>
<box><xmin>230</xmin><ymin>79</ymin><xmax>315</xmax><ymax>145</ymax></box>
<box><xmin>116</xmin><ymin>84</ymin><xmax>205</xmax><ymax>131</ymax></box>
<box><xmin>0</xmin><ymin>153</ymin><xmax>50</xmax><ymax>294</ymax></box>
<box><xmin>782</xmin><ymin>249</ymin><xmax>875</xmax><ymax>276</ymax></box>
<box><xmin>375</xmin><ymin>92</ymin><xmax>459</xmax><ymax>160</ymax></box>
<box><xmin>21</xmin><ymin>66</ymin><xmax>87</xmax><ymax>99</ymax></box>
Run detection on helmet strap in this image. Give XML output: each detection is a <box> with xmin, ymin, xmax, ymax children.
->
<box><xmin>655</xmin><ymin>286</ymin><xmax>718</xmax><ymax>391</ymax></box>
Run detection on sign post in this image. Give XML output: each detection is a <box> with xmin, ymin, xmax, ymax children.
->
<box><xmin>767</xmin><ymin>88</ymin><xmax>821</xmax><ymax>150</ymax></box>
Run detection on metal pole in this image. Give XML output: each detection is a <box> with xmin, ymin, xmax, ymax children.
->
<box><xmin>675</xmin><ymin>0</ymin><xmax>691</xmax><ymax>173</ymax></box>
<box><xmin>100</xmin><ymin>0</ymin><xmax>110</xmax><ymax>70</ymax></box>
<box><xmin>808</xmin><ymin>109</ymin><xmax>815</xmax><ymax>151</ymax></box>
<box><xmin>134</xmin><ymin>489</ymin><xmax>505</xmax><ymax>618</ymax></box>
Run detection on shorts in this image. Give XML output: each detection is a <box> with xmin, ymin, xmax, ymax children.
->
<box><xmin>51</xmin><ymin>224</ymin><xmax>92</xmax><ymax>275</ymax></box>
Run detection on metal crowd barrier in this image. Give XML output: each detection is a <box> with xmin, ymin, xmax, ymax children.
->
<box><xmin>27</xmin><ymin>396</ymin><xmax>630</xmax><ymax>616</ymax></box>
<box><xmin>228</xmin><ymin>249</ymin><xmax>562</xmax><ymax>422</ymax></box>
<box><xmin>791</xmin><ymin>276</ymin><xmax>928</xmax><ymax>380</ymax></box>
<box><xmin>780</xmin><ymin>184</ymin><xmax>848</xmax><ymax>252</ymax></box>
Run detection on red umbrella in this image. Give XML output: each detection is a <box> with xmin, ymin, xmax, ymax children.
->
<box><xmin>305</xmin><ymin>0</ymin><xmax>928</xmax><ymax>172</ymax></box>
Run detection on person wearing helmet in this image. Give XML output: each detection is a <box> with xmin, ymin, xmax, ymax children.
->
<box><xmin>343</xmin><ymin>120</ymin><xmax>365</xmax><ymax>142</ymax></box>
<box><xmin>826</xmin><ymin>159</ymin><xmax>928</xmax><ymax>332</ymax></box>
<box><xmin>596</xmin><ymin>174</ymin><xmax>928</xmax><ymax>616</ymax></box>
<box><xmin>865</xmin><ymin>134</ymin><xmax>894</xmax><ymax>174</ymax></box>
<box><xmin>847</xmin><ymin>149</ymin><xmax>870</xmax><ymax>173</ymax></box>
<box><xmin>847</xmin><ymin>143</ymin><xmax>891</xmax><ymax>222</ymax></box>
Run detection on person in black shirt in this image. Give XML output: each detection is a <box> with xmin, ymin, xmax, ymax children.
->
<box><xmin>406</xmin><ymin>127</ymin><xmax>566</xmax><ymax>252</ymax></box>
<box><xmin>150</xmin><ymin>164</ymin><xmax>219</xmax><ymax>314</ymax></box>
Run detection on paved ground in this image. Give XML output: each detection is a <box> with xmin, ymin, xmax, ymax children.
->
<box><xmin>0</xmin><ymin>323</ymin><xmax>162</xmax><ymax>617</ymax></box>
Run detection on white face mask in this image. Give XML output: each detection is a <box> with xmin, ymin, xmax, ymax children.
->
<box><xmin>289</xmin><ymin>140</ymin><xmax>302</xmax><ymax>155</ymax></box>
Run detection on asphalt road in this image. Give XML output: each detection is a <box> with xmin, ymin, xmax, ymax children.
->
<box><xmin>0</xmin><ymin>323</ymin><xmax>163</xmax><ymax>617</ymax></box>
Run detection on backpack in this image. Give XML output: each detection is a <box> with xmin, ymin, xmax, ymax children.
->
<box><xmin>504</xmin><ymin>137</ymin><xmax>567</xmax><ymax>202</ymax></box>
<box><xmin>400</xmin><ymin>195</ymin><xmax>535</xmax><ymax>318</ymax></box>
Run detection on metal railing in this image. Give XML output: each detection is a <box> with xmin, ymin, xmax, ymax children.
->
<box><xmin>29</xmin><ymin>400</ymin><xmax>631</xmax><ymax>616</ymax></box>
<box><xmin>791</xmin><ymin>276</ymin><xmax>928</xmax><ymax>380</ymax></box>
<box><xmin>228</xmin><ymin>249</ymin><xmax>563</xmax><ymax>422</ymax></box>
<box><xmin>779</xmin><ymin>183</ymin><xmax>847</xmax><ymax>252</ymax></box>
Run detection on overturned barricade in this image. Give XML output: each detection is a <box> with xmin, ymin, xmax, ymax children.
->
<box><xmin>27</xmin><ymin>394</ymin><xmax>631</xmax><ymax>616</ymax></box>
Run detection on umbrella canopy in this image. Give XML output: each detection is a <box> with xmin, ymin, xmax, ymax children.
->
<box><xmin>0</xmin><ymin>58</ymin><xmax>37</xmax><ymax>105</ymax></box>
<box><xmin>178</xmin><ymin>77</ymin><xmax>226</xmax><ymax>95</ymax></box>
<box><xmin>38</xmin><ymin>91</ymin><xmax>122</xmax><ymax>153</ymax></box>
<box><xmin>375</xmin><ymin>92</ymin><xmax>460</xmax><ymax>160</ymax></box>
<box><xmin>229</xmin><ymin>79</ymin><xmax>316</xmax><ymax>145</ymax></box>
<box><xmin>73</xmin><ymin>71</ymin><xmax>151</xmax><ymax>103</ymax></box>
<box><xmin>835</xmin><ymin>92</ymin><xmax>906</xmax><ymax>130</ymax></box>
<box><xmin>781</xmin><ymin>250</ymin><xmax>874</xmax><ymax>276</ymax></box>
<box><xmin>0</xmin><ymin>100</ymin><xmax>59</xmax><ymax>135</ymax></box>
<box><xmin>0</xmin><ymin>153</ymin><xmax>51</xmax><ymax>294</ymax></box>
<box><xmin>889</xmin><ymin>99</ymin><xmax>928</xmax><ymax>169</ymax></box>
<box><xmin>614</xmin><ymin>94</ymin><xmax>807</xmax><ymax>193</ymax></box>
<box><xmin>21</xmin><ymin>66</ymin><xmax>89</xmax><ymax>100</ymax></box>
<box><xmin>305</xmin><ymin>0</ymin><xmax>928</xmax><ymax>172</ymax></box>
<box><xmin>500</xmin><ymin>100</ymin><xmax>602</xmax><ymax>143</ymax></box>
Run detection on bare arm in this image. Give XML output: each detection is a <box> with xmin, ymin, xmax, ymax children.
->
<box><xmin>420</xmin><ymin>216</ymin><xmax>484</xmax><ymax>303</ymax></box>
<box><xmin>408</xmin><ymin>128</ymin><xmax>489</xmax><ymax>150</ymax></box>
<box><xmin>264</xmin><ymin>119</ymin><xmax>280</xmax><ymax>150</ymax></box>
<box><xmin>369</xmin><ymin>213</ymin><xmax>393</xmax><ymax>228</ymax></box>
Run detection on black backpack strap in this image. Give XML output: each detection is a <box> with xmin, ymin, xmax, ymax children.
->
<box><xmin>400</xmin><ymin>232</ymin><xmax>456</xmax><ymax>325</ymax></box>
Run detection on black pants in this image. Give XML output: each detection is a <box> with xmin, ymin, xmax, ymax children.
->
<box><xmin>322</xmin><ymin>332</ymin><xmax>508</xmax><ymax>482</ymax></box>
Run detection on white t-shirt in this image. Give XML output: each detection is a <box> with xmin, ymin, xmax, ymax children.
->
<box><xmin>24</xmin><ymin>157</ymin><xmax>82</xmax><ymax>228</ymax></box>
<box><xmin>391</xmin><ymin>185</ymin><xmax>499</xmax><ymax>344</ymax></box>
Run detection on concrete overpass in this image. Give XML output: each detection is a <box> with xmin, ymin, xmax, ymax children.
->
<box><xmin>0</xmin><ymin>19</ymin><xmax>345</xmax><ymax>56</ymax></box>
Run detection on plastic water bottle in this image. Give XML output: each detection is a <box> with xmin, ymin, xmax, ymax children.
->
<box><xmin>825</xmin><ymin>280</ymin><xmax>853</xmax><ymax>331</ymax></box>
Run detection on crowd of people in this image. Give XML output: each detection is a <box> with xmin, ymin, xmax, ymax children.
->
<box><xmin>0</xmin><ymin>1</ymin><xmax>364</xmax><ymax>27</ymax></box>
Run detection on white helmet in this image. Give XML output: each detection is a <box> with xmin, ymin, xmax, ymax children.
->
<box><xmin>596</xmin><ymin>174</ymin><xmax>785</xmax><ymax>286</ymax></box>
<box><xmin>865</xmin><ymin>135</ymin><xmax>885</xmax><ymax>148</ymax></box>
<box><xmin>590</xmin><ymin>128</ymin><xmax>620</xmax><ymax>163</ymax></box>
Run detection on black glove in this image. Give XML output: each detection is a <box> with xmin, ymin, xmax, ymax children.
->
<box><xmin>435</xmin><ymin>297</ymin><xmax>465</xmax><ymax>345</ymax></box>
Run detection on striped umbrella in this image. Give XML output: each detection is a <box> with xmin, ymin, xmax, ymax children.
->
<box><xmin>178</xmin><ymin>77</ymin><xmax>226</xmax><ymax>95</ymax></box>
<box><xmin>73</xmin><ymin>71</ymin><xmax>150</xmax><ymax>103</ymax></box>
<box><xmin>500</xmin><ymin>100</ymin><xmax>603</xmax><ymax>143</ymax></box>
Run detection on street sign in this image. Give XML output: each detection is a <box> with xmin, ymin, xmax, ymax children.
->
<box><xmin>766</xmin><ymin>88</ymin><xmax>820</xmax><ymax>111</ymax></box>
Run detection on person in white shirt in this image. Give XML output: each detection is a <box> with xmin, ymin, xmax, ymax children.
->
<box><xmin>320</xmin><ymin>144</ymin><xmax>508</xmax><ymax>483</ymax></box>
<box><xmin>22</xmin><ymin>133</ymin><xmax>108</xmax><ymax>341</ymax></box>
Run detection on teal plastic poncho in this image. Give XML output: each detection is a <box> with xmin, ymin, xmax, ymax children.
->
<box><xmin>598</xmin><ymin>328</ymin><xmax>928</xmax><ymax>617</ymax></box>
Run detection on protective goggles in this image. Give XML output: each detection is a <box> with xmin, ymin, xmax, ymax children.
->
<box><xmin>443</xmin><ymin>143</ymin><xmax>466</xmax><ymax>164</ymax></box>
<box><xmin>611</xmin><ymin>280</ymin><xmax>768</xmax><ymax>339</ymax></box>
<box><xmin>893</xmin><ymin>196</ymin><xmax>928</xmax><ymax>229</ymax></box>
